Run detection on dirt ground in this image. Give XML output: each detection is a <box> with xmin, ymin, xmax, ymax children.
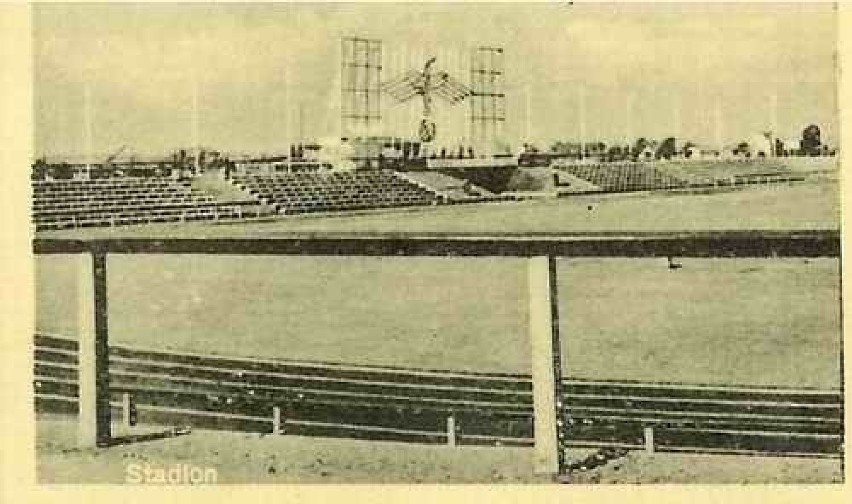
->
<box><xmin>35</xmin><ymin>415</ymin><xmax>842</xmax><ymax>484</ymax></box>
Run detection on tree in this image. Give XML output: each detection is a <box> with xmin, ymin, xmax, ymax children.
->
<box><xmin>605</xmin><ymin>145</ymin><xmax>623</xmax><ymax>162</ymax></box>
<box><xmin>31</xmin><ymin>158</ymin><xmax>48</xmax><ymax>180</ymax></box>
<box><xmin>774</xmin><ymin>138</ymin><xmax>785</xmax><ymax>157</ymax></box>
<box><xmin>632</xmin><ymin>137</ymin><xmax>650</xmax><ymax>158</ymax></box>
<box><xmin>734</xmin><ymin>142</ymin><xmax>750</xmax><ymax>156</ymax></box>
<box><xmin>656</xmin><ymin>137</ymin><xmax>677</xmax><ymax>160</ymax></box>
<box><xmin>49</xmin><ymin>162</ymin><xmax>74</xmax><ymax>180</ymax></box>
<box><xmin>801</xmin><ymin>124</ymin><xmax>821</xmax><ymax>156</ymax></box>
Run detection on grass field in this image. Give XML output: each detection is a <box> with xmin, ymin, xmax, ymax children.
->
<box><xmin>35</xmin><ymin>255</ymin><xmax>841</xmax><ymax>388</ymax></box>
<box><xmin>34</xmin><ymin>182</ymin><xmax>842</xmax><ymax>389</ymax></box>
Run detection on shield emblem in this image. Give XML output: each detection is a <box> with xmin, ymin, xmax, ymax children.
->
<box><xmin>419</xmin><ymin>119</ymin><xmax>436</xmax><ymax>142</ymax></box>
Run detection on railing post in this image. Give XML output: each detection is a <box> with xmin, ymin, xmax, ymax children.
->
<box><xmin>77</xmin><ymin>252</ymin><xmax>111</xmax><ymax>448</ymax></box>
<box><xmin>272</xmin><ymin>406</ymin><xmax>282</xmax><ymax>434</ymax></box>
<box><xmin>121</xmin><ymin>392</ymin><xmax>136</xmax><ymax>427</ymax></box>
<box><xmin>446</xmin><ymin>415</ymin><xmax>456</xmax><ymax>447</ymax></box>
<box><xmin>644</xmin><ymin>426</ymin><xmax>656</xmax><ymax>454</ymax></box>
<box><xmin>529</xmin><ymin>255</ymin><xmax>565</xmax><ymax>476</ymax></box>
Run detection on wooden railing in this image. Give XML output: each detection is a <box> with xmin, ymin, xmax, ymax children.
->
<box><xmin>32</xmin><ymin>229</ymin><xmax>841</xmax><ymax>476</ymax></box>
<box><xmin>34</xmin><ymin>333</ymin><xmax>842</xmax><ymax>458</ymax></box>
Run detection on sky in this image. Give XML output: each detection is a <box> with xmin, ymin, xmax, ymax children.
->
<box><xmin>33</xmin><ymin>2</ymin><xmax>838</xmax><ymax>158</ymax></box>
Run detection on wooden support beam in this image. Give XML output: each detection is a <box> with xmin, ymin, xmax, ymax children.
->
<box><xmin>121</xmin><ymin>392</ymin><xmax>136</xmax><ymax>428</ymax></box>
<box><xmin>272</xmin><ymin>406</ymin><xmax>283</xmax><ymax>434</ymax></box>
<box><xmin>529</xmin><ymin>255</ymin><xmax>565</xmax><ymax>475</ymax></box>
<box><xmin>77</xmin><ymin>252</ymin><xmax>111</xmax><ymax>448</ymax></box>
<box><xmin>644</xmin><ymin>426</ymin><xmax>656</xmax><ymax>454</ymax></box>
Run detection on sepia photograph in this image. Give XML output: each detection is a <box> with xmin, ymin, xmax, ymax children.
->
<box><xmin>24</xmin><ymin>2</ymin><xmax>841</xmax><ymax>485</ymax></box>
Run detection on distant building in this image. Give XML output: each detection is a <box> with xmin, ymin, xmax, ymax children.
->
<box><xmin>636</xmin><ymin>143</ymin><xmax>657</xmax><ymax>161</ymax></box>
<box><xmin>748</xmin><ymin>134</ymin><xmax>773</xmax><ymax>158</ymax></box>
<box><xmin>684</xmin><ymin>145</ymin><xmax>722</xmax><ymax>160</ymax></box>
<box><xmin>777</xmin><ymin>137</ymin><xmax>803</xmax><ymax>156</ymax></box>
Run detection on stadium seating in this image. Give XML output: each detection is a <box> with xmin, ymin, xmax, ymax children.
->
<box><xmin>558</xmin><ymin>160</ymin><xmax>809</xmax><ymax>194</ymax></box>
<box><xmin>32</xmin><ymin>178</ymin><xmax>260</xmax><ymax>231</ymax></box>
<box><xmin>230</xmin><ymin>170</ymin><xmax>439</xmax><ymax>215</ymax></box>
<box><xmin>656</xmin><ymin>160</ymin><xmax>807</xmax><ymax>188</ymax></box>
<box><xmin>557</xmin><ymin>163</ymin><xmax>688</xmax><ymax>193</ymax></box>
<box><xmin>395</xmin><ymin>170</ymin><xmax>508</xmax><ymax>203</ymax></box>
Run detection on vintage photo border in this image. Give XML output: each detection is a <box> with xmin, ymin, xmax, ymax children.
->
<box><xmin>1</xmin><ymin>1</ymin><xmax>850</xmax><ymax>501</ymax></box>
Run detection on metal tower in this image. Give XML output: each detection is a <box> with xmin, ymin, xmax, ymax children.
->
<box><xmin>340</xmin><ymin>37</ymin><xmax>383</xmax><ymax>139</ymax></box>
<box><xmin>469</xmin><ymin>46</ymin><xmax>505</xmax><ymax>155</ymax></box>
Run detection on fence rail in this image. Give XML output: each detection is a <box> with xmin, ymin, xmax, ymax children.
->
<box><xmin>34</xmin><ymin>334</ymin><xmax>843</xmax><ymax>458</ymax></box>
<box><xmin>33</xmin><ymin>230</ymin><xmax>842</xmax><ymax>475</ymax></box>
<box><xmin>33</xmin><ymin>230</ymin><xmax>839</xmax><ymax>257</ymax></box>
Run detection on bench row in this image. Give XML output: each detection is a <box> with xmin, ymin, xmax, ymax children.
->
<box><xmin>35</xmin><ymin>206</ymin><xmax>251</xmax><ymax>229</ymax></box>
<box><xmin>34</xmin><ymin>181</ymin><xmax>186</xmax><ymax>191</ymax></box>
<box><xmin>272</xmin><ymin>194</ymin><xmax>433</xmax><ymax>205</ymax></box>
<box><xmin>35</xmin><ymin>195</ymin><xmax>199</xmax><ymax>205</ymax></box>
<box><xmin>264</xmin><ymin>192</ymin><xmax>432</xmax><ymax>203</ymax></box>
<box><xmin>232</xmin><ymin>173</ymin><xmax>401</xmax><ymax>181</ymax></box>
<box><xmin>34</xmin><ymin>204</ymin><xmax>224</xmax><ymax>221</ymax></box>
<box><xmin>33</xmin><ymin>200</ymin><xmax>223</xmax><ymax>217</ymax></box>
<box><xmin>280</xmin><ymin>199</ymin><xmax>437</xmax><ymax>214</ymax></box>
<box><xmin>35</xmin><ymin>189</ymin><xmax>192</xmax><ymax>199</ymax></box>
<box><xmin>241</xmin><ymin>181</ymin><xmax>414</xmax><ymax>189</ymax></box>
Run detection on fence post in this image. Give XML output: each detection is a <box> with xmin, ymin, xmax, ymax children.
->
<box><xmin>121</xmin><ymin>392</ymin><xmax>136</xmax><ymax>427</ymax></box>
<box><xmin>77</xmin><ymin>252</ymin><xmax>111</xmax><ymax>448</ymax></box>
<box><xmin>644</xmin><ymin>426</ymin><xmax>655</xmax><ymax>454</ymax></box>
<box><xmin>529</xmin><ymin>255</ymin><xmax>564</xmax><ymax>475</ymax></box>
<box><xmin>446</xmin><ymin>415</ymin><xmax>456</xmax><ymax>447</ymax></box>
<box><xmin>272</xmin><ymin>406</ymin><xmax>282</xmax><ymax>434</ymax></box>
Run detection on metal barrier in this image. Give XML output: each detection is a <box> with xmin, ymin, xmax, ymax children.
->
<box><xmin>32</xmin><ymin>229</ymin><xmax>841</xmax><ymax>476</ymax></box>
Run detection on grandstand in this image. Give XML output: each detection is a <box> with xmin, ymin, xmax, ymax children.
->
<box><xmin>229</xmin><ymin>170</ymin><xmax>439</xmax><ymax>215</ymax></box>
<box><xmin>395</xmin><ymin>170</ymin><xmax>520</xmax><ymax>204</ymax></box>
<box><xmin>555</xmin><ymin>162</ymin><xmax>688</xmax><ymax>193</ymax></box>
<box><xmin>656</xmin><ymin>159</ymin><xmax>813</xmax><ymax>187</ymax></box>
<box><xmin>31</xmin><ymin>170</ymin><xmax>457</xmax><ymax>231</ymax></box>
<box><xmin>32</xmin><ymin>156</ymin><xmax>834</xmax><ymax>232</ymax></box>
<box><xmin>32</xmin><ymin>177</ymin><xmax>263</xmax><ymax>231</ymax></box>
<box><xmin>553</xmin><ymin>159</ymin><xmax>823</xmax><ymax>194</ymax></box>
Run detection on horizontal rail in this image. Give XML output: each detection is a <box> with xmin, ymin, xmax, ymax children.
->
<box><xmin>35</xmin><ymin>333</ymin><xmax>530</xmax><ymax>388</ymax></box>
<box><xmin>33</xmin><ymin>335</ymin><xmax>842</xmax><ymax>456</ymax></box>
<box><xmin>35</xmin><ymin>334</ymin><xmax>842</xmax><ymax>396</ymax></box>
<box><xmin>32</xmin><ymin>229</ymin><xmax>840</xmax><ymax>257</ymax></box>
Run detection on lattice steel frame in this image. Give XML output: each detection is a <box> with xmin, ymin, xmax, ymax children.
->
<box><xmin>469</xmin><ymin>46</ymin><xmax>505</xmax><ymax>153</ymax></box>
<box><xmin>341</xmin><ymin>37</ymin><xmax>383</xmax><ymax>139</ymax></box>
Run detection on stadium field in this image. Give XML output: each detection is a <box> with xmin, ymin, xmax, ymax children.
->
<box><xmin>34</xmin><ymin>182</ymin><xmax>842</xmax><ymax>389</ymax></box>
